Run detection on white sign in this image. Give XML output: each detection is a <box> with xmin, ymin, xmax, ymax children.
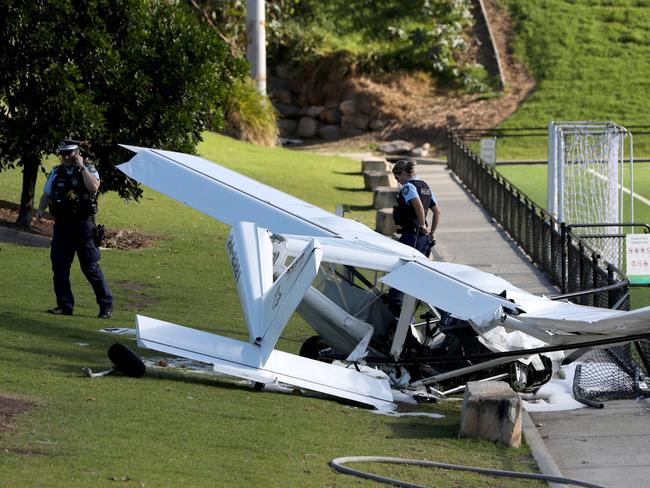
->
<box><xmin>626</xmin><ymin>234</ymin><xmax>650</xmax><ymax>284</ymax></box>
<box><xmin>480</xmin><ymin>137</ymin><xmax>497</xmax><ymax>166</ymax></box>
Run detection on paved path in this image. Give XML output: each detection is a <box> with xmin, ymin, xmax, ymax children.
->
<box><xmin>413</xmin><ymin>163</ymin><xmax>649</xmax><ymax>488</ymax></box>
<box><xmin>417</xmin><ymin>164</ymin><xmax>556</xmax><ymax>295</ymax></box>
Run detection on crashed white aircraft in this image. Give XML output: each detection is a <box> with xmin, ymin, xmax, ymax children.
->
<box><xmin>118</xmin><ymin>146</ymin><xmax>650</xmax><ymax>409</ymax></box>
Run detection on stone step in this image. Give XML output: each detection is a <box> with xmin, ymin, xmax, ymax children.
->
<box><xmin>375</xmin><ymin>208</ymin><xmax>397</xmax><ymax>235</ymax></box>
<box><xmin>373</xmin><ymin>186</ymin><xmax>399</xmax><ymax>209</ymax></box>
<box><xmin>363</xmin><ymin>170</ymin><xmax>395</xmax><ymax>191</ymax></box>
<box><xmin>361</xmin><ymin>157</ymin><xmax>388</xmax><ymax>173</ymax></box>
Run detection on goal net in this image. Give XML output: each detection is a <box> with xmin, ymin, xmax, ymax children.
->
<box><xmin>547</xmin><ymin>121</ymin><xmax>632</xmax><ymax>268</ymax></box>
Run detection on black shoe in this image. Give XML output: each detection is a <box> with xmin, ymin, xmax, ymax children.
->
<box><xmin>47</xmin><ymin>307</ymin><xmax>73</xmax><ymax>316</ymax></box>
<box><xmin>98</xmin><ymin>307</ymin><xmax>113</xmax><ymax>319</ymax></box>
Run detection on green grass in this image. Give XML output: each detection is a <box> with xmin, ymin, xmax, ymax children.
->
<box><xmin>0</xmin><ymin>133</ymin><xmax>542</xmax><ymax>487</ymax></box>
<box><xmin>483</xmin><ymin>0</ymin><xmax>650</xmax><ymax>160</ymax></box>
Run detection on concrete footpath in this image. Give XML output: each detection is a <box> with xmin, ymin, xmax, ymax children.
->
<box><xmin>416</xmin><ymin>164</ymin><xmax>650</xmax><ymax>488</ymax></box>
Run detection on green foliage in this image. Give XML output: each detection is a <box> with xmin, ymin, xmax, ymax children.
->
<box><xmin>191</xmin><ymin>0</ymin><xmax>489</xmax><ymax>91</ymax></box>
<box><xmin>0</xmin><ymin>0</ymin><xmax>246</xmax><ymax>201</ymax></box>
<box><xmin>0</xmin><ymin>133</ymin><xmax>543</xmax><ymax>486</ymax></box>
<box><xmin>223</xmin><ymin>78</ymin><xmax>279</xmax><ymax>146</ymax></box>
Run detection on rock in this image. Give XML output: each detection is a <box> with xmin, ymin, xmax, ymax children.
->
<box><xmin>353</xmin><ymin>114</ymin><xmax>370</xmax><ymax>130</ymax></box>
<box><xmin>318</xmin><ymin>124</ymin><xmax>341</xmax><ymax>140</ymax></box>
<box><xmin>274</xmin><ymin>102</ymin><xmax>301</xmax><ymax>119</ymax></box>
<box><xmin>341</xmin><ymin>114</ymin><xmax>369</xmax><ymax>130</ymax></box>
<box><xmin>301</xmin><ymin>105</ymin><xmax>324</xmax><ymax>118</ymax></box>
<box><xmin>320</xmin><ymin>107</ymin><xmax>342</xmax><ymax>125</ymax></box>
<box><xmin>339</xmin><ymin>99</ymin><xmax>358</xmax><ymax>116</ymax></box>
<box><xmin>358</xmin><ymin>96</ymin><xmax>378</xmax><ymax>116</ymax></box>
<box><xmin>378</xmin><ymin>140</ymin><xmax>415</xmax><ymax>155</ymax></box>
<box><xmin>271</xmin><ymin>88</ymin><xmax>294</xmax><ymax>105</ymax></box>
<box><xmin>458</xmin><ymin>381</ymin><xmax>522</xmax><ymax>448</ymax></box>
<box><xmin>409</xmin><ymin>146</ymin><xmax>430</xmax><ymax>158</ymax></box>
<box><xmin>277</xmin><ymin>118</ymin><xmax>297</xmax><ymax>136</ymax></box>
<box><xmin>369</xmin><ymin>118</ymin><xmax>386</xmax><ymax>131</ymax></box>
<box><xmin>297</xmin><ymin>116</ymin><xmax>321</xmax><ymax>138</ymax></box>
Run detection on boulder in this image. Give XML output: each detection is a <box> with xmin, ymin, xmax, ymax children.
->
<box><xmin>301</xmin><ymin>105</ymin><xmax>324</xmax><ymax>118</ymax></box>
<box><xmin>339</xmin><ymin>99</ymin><xmax>358</xmax><ymax>116</ymax></box>
<box><xmin>277</xmin><ymin>118</ymin><xmax>297</xmax><ymax>136</ymax></box>
<box><xmin>274</xmin><ymin>102</ymin><xmax>301</xmax><ymax>119</ymax></box>
<box><xmin>378</xmin><ymin>140</ymin><xmax>415</xmax><ymax>155</ymax></box>
<box><xmin>319</xmin><ymin>124</ymin><xmax>341</xmax><ymax>140</ymax></box>
<box><xmin>297</xmin><ymin>116</ymin><xmax>321</xmax><ymax>138</ymax></box>
<box><xmin>353</xmin><ymin>114</ymin><xmax>370</xmax><ymax>130</ymax></box>
<box><xmin>271</xmin><ymin>88</ymin><xmax>294</xmax><ymax>105</ymax></box>
<box><xmin>320</xmin><ymin>107</ymin><xmax>342</xmax><ymax>125</ymax></box>
<box><xmin>409</xmin><ymin>145</ymin><xmax>430</xmax><ymax>158</ymax></box>
<box><xmin>369</xmin><ymin>118</ymin><xmax>386</xmax><ymax>131</ymax></box>
<box><xmin>459</xmin><ymin>381</ymin><xmax>522</xmax><ymax>448</ymax></box>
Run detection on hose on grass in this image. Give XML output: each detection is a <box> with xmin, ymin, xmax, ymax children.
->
<box><xmin>330</xmin><ymin>455</ymin><xmax>605</xmax><ymax>488</ymax></box>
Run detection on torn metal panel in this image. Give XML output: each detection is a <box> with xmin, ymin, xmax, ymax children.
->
<box><xmin>380</xmin><ymin>261</ymin><xmax>518</xmax><ymax>323</ymax></box>
<box><xmin>135</xmin><ymin>315</ymin><xmax>393</xmax><ymax>409</ymax></box>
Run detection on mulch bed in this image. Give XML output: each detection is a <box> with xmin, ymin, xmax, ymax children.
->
<box><xmin>0</xmin><ymin>200</ymin><xmax>159</xmax><ymax>250</ymax></box>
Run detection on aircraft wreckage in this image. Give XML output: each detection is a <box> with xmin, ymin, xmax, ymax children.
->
<box><xmin>117</xmin><ymin>146</ymin><xmax>650</xmax><ymax>409</ymax></box>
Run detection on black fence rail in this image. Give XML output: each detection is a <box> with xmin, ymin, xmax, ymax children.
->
<box><xmin>447</xmin><ymin>133</ymin><xmax>629</xmax><ymax>310</ymax></box>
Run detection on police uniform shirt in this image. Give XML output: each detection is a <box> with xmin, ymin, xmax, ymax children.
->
<box><xmin>43</xmin><ymin>164</ymin><xmax>100</xmax><ymax>195</ymax></box>
<box><xmin>402</xmin><ymin>177</ymin><xmax>437</xmax><ymax>208</ymax></box>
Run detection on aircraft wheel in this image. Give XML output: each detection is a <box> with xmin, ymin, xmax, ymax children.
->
<box><xmin>299</xmin><ymin>335</ymin><xmax>333</xmax><ymax>363</ymax></box>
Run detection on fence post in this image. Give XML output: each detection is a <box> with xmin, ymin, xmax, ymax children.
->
<box><xmin>551</xmin><ymin>222</ymin><xmax>568</xmax><ymax>293</ymax></box>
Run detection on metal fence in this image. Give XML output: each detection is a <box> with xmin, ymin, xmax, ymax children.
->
<box><xmin>447</xmin><ymin>133</ymin><xmax>629</xmax><ymax>310</ymax></box>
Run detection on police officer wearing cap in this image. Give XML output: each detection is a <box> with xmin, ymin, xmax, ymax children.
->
<box><xmin>391</xmin><ymin>159</ymin><xmax>440</xmax><ymax>255</ymax></box>
<box><xmin>387</xmin><ymin>159</ymin><xmax>441</xmax><ymax>314</ymax></box>
<box><xmin>37</xmin><ymin>140</ymin><xmax>113</xmax><ymax>318</ymax></box>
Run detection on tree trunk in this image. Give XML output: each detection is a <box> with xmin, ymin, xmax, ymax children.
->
<box><xmin>15</xmin><ymin>152</ymin><xmax>41</xmax><ymax>229</ymax></box>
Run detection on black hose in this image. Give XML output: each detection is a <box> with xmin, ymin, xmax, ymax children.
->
<box><xmin>330</xmin><ymin>455</ymin><xmax>605</xmax><ymax>488</ymax></box>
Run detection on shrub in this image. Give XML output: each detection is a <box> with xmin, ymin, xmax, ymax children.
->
<box><xmin>223</xmin><ymin>78</ymin><xmax>279</xmax><ymax>146</ymax></box>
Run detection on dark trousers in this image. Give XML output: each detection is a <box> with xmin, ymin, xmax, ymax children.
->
<box><xmin>387</xmin><ymin>232</ymin><xmax>433</xmax><ymax>311</ymax></box>
<box><xmin>51</xmin><ymin>217</ymin><xmax>112</xmax><ymax>311</ymax></box>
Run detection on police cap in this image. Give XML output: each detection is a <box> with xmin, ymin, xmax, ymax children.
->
<box><xmin>57</xmin><ymin>139</ymin><xmax>80</xmax><ymax>155</ymax></box>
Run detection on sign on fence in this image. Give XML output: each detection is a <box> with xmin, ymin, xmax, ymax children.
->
<box><xmin>480</xmin><ymin>138</ymin><xmax>497</xmax><ymax>166</ymax></box>
<box><xmin>626</xmin><ymin>234</ymin><xmax>650</xmax><ymax>284</ymax></box>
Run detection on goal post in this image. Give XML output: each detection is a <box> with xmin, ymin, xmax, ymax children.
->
<box><xmin>547</xmin><ymin>121</ymin><xmax>633</xmax><ymax>267</ymax></box>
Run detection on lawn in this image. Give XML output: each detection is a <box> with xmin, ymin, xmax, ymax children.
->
<box><xmin>0</xmin><ymin>133</ymin><xmax>542</xmax><ymax>487</ymax></box>
<box><xmin>469</xmin><ymin>0</ymin><xmax>650</xmax><ymax>161</ymax></box>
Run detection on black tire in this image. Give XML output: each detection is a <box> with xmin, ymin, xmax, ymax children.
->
<box><xmin>299</xmin><ymin>335</ymin><xmax>332</xmax><ymax>363</ymax></box>
<box><xmin>108</xmin><ymin>343</ymin><xmax>146</xmax><ymax>378</ymax></box>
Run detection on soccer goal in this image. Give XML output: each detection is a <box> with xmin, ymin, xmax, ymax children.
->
<box><xmin>547</xmin><ymin>121</ymin><xmax>633</xmax><ymax>267</ymax></box>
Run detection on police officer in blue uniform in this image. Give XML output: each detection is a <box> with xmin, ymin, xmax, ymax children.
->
<box><xmin>387</xmin><ymin>159</ymin><xmax>441</xmax><ymax>313</ymax></box>
<box><xmin>37</xmin><ymin>140</ymin><xmax>113</xmax><ymax>318</ymax></box>
<box><xmin>391</xmin><ymin>159</ymin><xmax>440</xmax><ymax>255</ymax></box>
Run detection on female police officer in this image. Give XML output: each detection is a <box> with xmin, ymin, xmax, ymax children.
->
<box><xmin>36</xmin><ymin>140</ymin><xmax>113</xmax><ymax>318</ymax></box>
<box><xmin>391</xmin><ymin>159</ymin><xmax>440</xmax><ymax>255</ymax></box>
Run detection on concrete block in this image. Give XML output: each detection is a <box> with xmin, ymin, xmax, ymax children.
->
<box><xmin>459</xmin><ymin>381</ymin><xmax>522</xmax><ymax>448</ymax></box>
<box><xmin>373</xmin><ymin>186</ymin><xmax>399</xmax><ymax>209</ymax></box>
<box><xmin>363</xmin><ymin>171</ymin><xmax>390</xmax><ymax>191</ymax></box>
<box><xmin>375</xmin><ymin>208</ymin><xmax>397</xmax><ymax>235</ymax></box>
<box><xmin>361</xmin><ymin>157</ymin><xmax>388</xmax><ymax>173</ymax></box>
